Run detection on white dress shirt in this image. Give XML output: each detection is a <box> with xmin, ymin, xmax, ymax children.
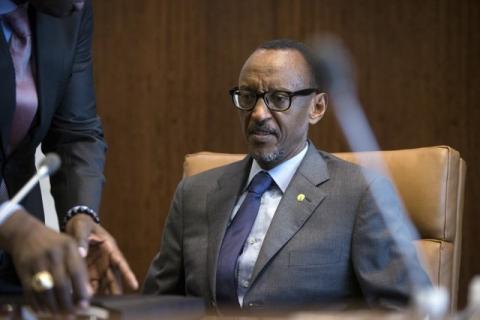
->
<box><xmin>230</xmin><ymin>143</ymin><xmax>309</xmax><ymax>306</ymax></box>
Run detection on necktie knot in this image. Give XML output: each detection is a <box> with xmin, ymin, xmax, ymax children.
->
<box><xmin>4</xmin><ymin>6</ymin><xmax>30</xmax><ymax>39</ymax></box>
<box><xmin>247</xmin><ymin>171</ymin><xmax>273</xmax><ymax>195</ymax></box>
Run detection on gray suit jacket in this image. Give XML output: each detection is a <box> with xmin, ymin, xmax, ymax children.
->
<box><xmin>143</xmin><ymin>143</ymin><xmax>431</xmax><ymax>311</ymax></box>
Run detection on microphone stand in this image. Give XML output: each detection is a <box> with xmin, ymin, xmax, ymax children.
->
<box><xmin>0</xmin><ymin>153</ymin><xmax>61</xmax><ymax>223</ymax></box>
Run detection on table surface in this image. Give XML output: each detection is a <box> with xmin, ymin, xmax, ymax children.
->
<box><xmin>0</xmin><ymin>295</ymin><xmax>433</xmax><ymax>320</ymax></box>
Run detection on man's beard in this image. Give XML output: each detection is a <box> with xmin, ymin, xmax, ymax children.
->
<box><xmin>246</xmin><ymin>120</ymin><xmax>285</xmax><ymax>165</ymax></box>
<box><xmin>250</xmin><ymin>146</ymin><xmax>285</xmax><ymax>165</ymax></box>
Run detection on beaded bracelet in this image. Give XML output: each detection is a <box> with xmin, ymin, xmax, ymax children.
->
<box><xmin>61</xmin><ymin>205</ymin><xmax>100</xmax><ymax>232</ymax></box>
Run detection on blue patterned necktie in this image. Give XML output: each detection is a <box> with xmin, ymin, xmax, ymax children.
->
<box><xmin>216</xmin><ymin>171</ymin><xmax>273</xmax><ymax>307</ymax></box>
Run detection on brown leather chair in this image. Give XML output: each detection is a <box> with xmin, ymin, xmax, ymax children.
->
<box><xmin>183</xmin><ymin>146</ymin><xmax>466</xmax><ymax>310</ymax></box>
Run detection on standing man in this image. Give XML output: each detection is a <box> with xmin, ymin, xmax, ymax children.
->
<box><xmin>143</xmin><ymin>39</ymin><xmax>431</xmax><ymax>312</ymax></box>
<box><xmin>0</xmin><ymin>0</ymin><xmax>137</xmax><ymax>312</ymax></box>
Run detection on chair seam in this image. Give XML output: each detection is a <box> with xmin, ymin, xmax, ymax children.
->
<box><xmin>443</xmin><ymin>146</ymin><xmax>450</xmax><ymax>241</ymax></box>
<box><xmin>437</xmin><ymin>241</ymin><xmax>443</xmax><ymax>286</ymax></box>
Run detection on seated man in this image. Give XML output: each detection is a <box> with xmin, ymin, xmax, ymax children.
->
<box><xmin>143</xmin><ymin>39</ymin><xmax>431</xmax><ymax>312</ymax></box>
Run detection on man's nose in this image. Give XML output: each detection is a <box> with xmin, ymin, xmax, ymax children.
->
<box><xmin>250</xmin><ymin>98</ymin><xmax>271</xmax><ymax>120</ymax></box>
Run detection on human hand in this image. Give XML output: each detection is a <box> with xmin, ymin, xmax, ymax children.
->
<box><xmin>65</xmin><ymin>214</ymin><xmax>138</xmax><ymax>294</ymax></box>
<box><xmin>0</xmin><ymin>208</ymin><xmax>91</xmax><ymax>314</ymax></box>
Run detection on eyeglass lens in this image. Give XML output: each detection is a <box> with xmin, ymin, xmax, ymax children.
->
<box><xmin>234</xmin><ymin>90</ymin><xmax>291</xmax><ymax>110</ymax></box>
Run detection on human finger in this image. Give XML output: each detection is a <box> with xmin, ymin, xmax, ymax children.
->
<box><xmin>66</xmin><ymin>216</ymin><xmax>95</xmax><ymax>257</ymax></box>
<box><xmin>23</xmin><ymin>285</ymin><xmax>41</xmax><ymax>313</ymax></box>
<box><xmin>105</xmin><ymin>267</ymin><xmax>122</xmax><ymax>295</ymax></box>
<box><xmin>30</xmin><ymin>267</ymin><xmax>58</xmax><ymax>314</ymax></box>
<box><xmin>50</xmin><ymin>250</ymin><xmax>75</xmax><ymax>313</ymax></box>
<box><xmin>65</xmin><ymin>241</ymin><xmax>91</xmax><ymax>309</ymax></box>
<box><xmin>104</xmin><ymin>239</ymin><xmax>138</xmax><ymax>290</ymax></box>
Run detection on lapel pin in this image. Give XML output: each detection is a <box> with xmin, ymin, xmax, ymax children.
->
<box><xmin>296</xmin><ymin>193</ymin><xmax>306</xmax><ymax>202</ymax></box>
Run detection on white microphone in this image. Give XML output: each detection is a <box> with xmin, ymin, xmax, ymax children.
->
<box><xmin>311</xmin><ymin>35</ymin><xmax>429</xmax><ymax>292</ymax></box>
<box><xmin>0</xmin><ymin>153</ymin><xmax>61</xmax><ymax>223</ymax></box>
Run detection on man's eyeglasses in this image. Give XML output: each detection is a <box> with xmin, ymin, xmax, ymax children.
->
<box><xmin>229</xmin><ymin>87</ymin><xmax>320</xmax><ymax>112</ymax></box>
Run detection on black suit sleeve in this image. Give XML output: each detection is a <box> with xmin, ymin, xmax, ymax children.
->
<box><xmin>41</xmin><ymin>0</ymin><xmax>107</xmax><ymax>222</ymax></box>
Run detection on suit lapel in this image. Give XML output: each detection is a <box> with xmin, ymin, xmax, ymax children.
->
<box><xmin>0</xmin><ymin>18</ymin><xmax>16</xmax><ymax>156</ymax></box>
<box><xmin>206</xmin><ymin>157</ymin><xmax>251</xmax><ymax>300</ymax></box>
<box><xmin>249</xmin><ymin>144</ymin><xmax>330</xmax><ymax>285</ymax></box>
<box><xmin>31</xmin><ymin>9</ymin><xmax>79</xmax><ymax>144</ymax></box>
<box><xmin>31</xmin><ymin>10</ymin><xmax>63</xmax><ymax>142</ymax></box>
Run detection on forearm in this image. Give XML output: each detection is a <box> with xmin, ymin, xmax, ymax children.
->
<box><xmin>41</xmin><ymin>0</ymin><xmax>106</xmax><ymax>218</ymax></box>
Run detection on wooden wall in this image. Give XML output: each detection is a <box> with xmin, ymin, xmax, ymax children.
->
<box><xmin>91</xmin><ymin>0</ymin><xmax>480</xmax><ymax>306</ymax></box>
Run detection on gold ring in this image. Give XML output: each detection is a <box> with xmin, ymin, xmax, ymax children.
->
<box><xmin>31</xmin><ymin>271</ymin><xmax>54</xmax><ymax>292</ymax></box>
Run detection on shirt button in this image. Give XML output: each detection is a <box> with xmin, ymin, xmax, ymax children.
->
<box><xmin>241</xmin><ymin>280</ymin><xmax>249</xmax><ymax>288</ymax></box>
<box><xmin>248</xmin><ymin>238</ymin><xmax>256</xmax><ymax>245</ymax></box>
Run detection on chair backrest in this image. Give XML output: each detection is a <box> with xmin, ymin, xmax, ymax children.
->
<box><xmin>183</xmin><ymin>146</ymin><xmax>466</xmax><ymax>310</ymax></box>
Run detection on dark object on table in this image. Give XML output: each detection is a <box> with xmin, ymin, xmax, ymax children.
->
<box><xmin>93</xmin><ymin>294</ymin><xmax>206</xmax><ymax>320</ymax></box>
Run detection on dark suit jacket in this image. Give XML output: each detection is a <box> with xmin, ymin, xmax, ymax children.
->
<box><xmin>0</xmin><ymin>0</ymin><xmax>106</xmax><ymax>291</ymax></box>
<box><xmin>143</xmin><ymin>143</ymin><xmax>431</xmax><ymax>311</ymax></box>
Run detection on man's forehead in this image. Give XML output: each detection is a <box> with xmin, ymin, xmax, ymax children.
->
<box><xmin>239</xmin><ymin>49</ymin><xmax>311</xmax><ymax>85</ymax></box>
<box><xmin>243</xmin><ymin>49</ymin><xmax>307</xmax><ymax>71</ymax></box>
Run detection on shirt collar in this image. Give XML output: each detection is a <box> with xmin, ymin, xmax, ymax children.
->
<box><xmin>0</xmin><ymin>0</ymin><xmax>17</xmax><ymax>15</ymax></box>
<box><xmin>246</xmin><ymin>142</ymin><xmax>309</xmax><ymax>193</ymax></box>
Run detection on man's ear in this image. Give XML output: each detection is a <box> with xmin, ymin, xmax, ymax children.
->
<box><xmin>308</xmin><ymin>92</ymin><xmax>327</xmax><ymax>125</ymax></box>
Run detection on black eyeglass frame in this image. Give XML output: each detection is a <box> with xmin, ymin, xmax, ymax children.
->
<box><xmin>229</xmin><ymin>87</ymin><xmax>321</xmax><ymax>112</ymax></box>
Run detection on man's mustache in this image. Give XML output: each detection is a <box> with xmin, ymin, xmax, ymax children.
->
<box><xmin>247</xmin><ymin>122</ymin><xmax>278</xmax><ymax>136</ymax></box>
